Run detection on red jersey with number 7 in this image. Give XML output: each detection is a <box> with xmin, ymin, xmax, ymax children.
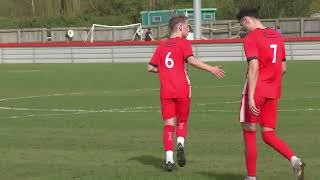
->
<box><xmin>149</xmin><ymin>37</ymin><xmax>193</xmax><ymax>99</ymax></box>
<box><xmin>243</xmin><ymin>28</ymin><xmax>286</xmax><ymax>99</ymax></box>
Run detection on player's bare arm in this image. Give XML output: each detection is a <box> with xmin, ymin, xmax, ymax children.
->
<box><xmin>187</xmin><ymin>56</ymin><xmax>225</xmax><ymax>78</ymax></box>
<box><xmin>247</xmin><ymin>59</ymin><xmax>260</xmax><ymax>116</ymax></box>
<box><xmin>282</xmin><ymin>61</ymin><xmax>287</xmax><ymax>76</ymax></box>
<box><xmin>147</xmin><ymin>64</ymin><xmax>158</xmax><ymax>73</ymax></box>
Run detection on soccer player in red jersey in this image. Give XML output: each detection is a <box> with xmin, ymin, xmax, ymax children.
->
<box><xmin>237</xmin><ymin>7</ymin><xmax>305</xmax><ymax>180</ymax></box>
<box><xmin>148</xmin><ymin>15</ymin><xmax>225</xmax><ymax>171</ymax></box>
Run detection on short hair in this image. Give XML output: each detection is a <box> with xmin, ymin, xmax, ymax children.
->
<box><xmin>236</xmin><ymin>7</ymin><xmax>260</xmax><ymax>21</ymax></box>
<box><xmin>169</xmin><ymin>15</ymin><xmax>187</xmax><ymax>31</ymax></box>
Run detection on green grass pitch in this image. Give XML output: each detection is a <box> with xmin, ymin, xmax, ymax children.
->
<box><xmin>0</xmin><ymin>61</ymin><xmax>319</xmax><ymax>180</ymax></box>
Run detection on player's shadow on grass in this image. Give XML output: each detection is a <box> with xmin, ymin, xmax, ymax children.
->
<box><xmin>197</xmin><ymin>171</ymin><xmax>245</xmax><ymax>180</ymax></box>
<box><xmin>128</xmin><ymin>155</ymin><xmax>163</xmax><ymax>170</ymax></box>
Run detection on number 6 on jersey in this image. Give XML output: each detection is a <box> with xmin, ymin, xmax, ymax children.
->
<box><xmin>165</xmin><ymin>52</ymin><xmax>174</xmax><ymax>68</ymax></box>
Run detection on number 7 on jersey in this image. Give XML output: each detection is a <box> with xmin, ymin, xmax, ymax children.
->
<box><xmin>270</xmin><ymin>44</ymin><xmax>277</xmax><ymax>64</ymax></box>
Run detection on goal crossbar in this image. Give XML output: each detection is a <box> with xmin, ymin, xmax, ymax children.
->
<box><xmin>84</xmin><ymin>23</ymin><xmax>143</xmax><ymax>42</ymax></box>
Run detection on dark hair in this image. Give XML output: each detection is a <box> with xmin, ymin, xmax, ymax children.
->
<box><xmin>236</xmin><ymin>7</ymin><xmax>260</xmax><ymax>21</ymax></box>
<box><xmin>169</xmin><ymin>15</ymin><xmax>187</xmax><ymax>31</ymax></box>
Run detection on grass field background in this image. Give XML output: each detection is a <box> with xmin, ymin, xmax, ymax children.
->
<box><xmin>0</xmin><ymin>61</ymin><xmax>319</xmax><ymax>180</ymax></box>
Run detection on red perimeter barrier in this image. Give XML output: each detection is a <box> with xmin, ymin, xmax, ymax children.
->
<box><xmin>0</xmin><ymin>37</ymin><xmax>319</xmax><ymax>47</ymax></box>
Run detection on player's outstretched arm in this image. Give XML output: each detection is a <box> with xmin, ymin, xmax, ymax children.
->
<box><xmin>187</xmin><ymin>56</ymin><xmax>225</xmax><ymax>78</ymax></box>
<box><xmin>147</xmin><ymin>64</ymin><xmax>158</xmax><ymax>73</ymax></box>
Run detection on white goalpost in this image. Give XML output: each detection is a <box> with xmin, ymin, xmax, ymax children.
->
<box><xmin>84</xmin><ymin>23</ymin><xmax>143</xmax><ymax>42</ymax></box>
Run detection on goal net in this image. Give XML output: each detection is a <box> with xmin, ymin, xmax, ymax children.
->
<box><xmin>84</xmin><ymin>23</ymin><xmax>143</xmax><ymax>42</ymax></box>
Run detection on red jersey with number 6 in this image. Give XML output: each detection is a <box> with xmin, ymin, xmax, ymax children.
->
<box><xmin>243</xmin><ymin>28</ymin><xmax>286</xmax><ymax>99</ymax></box>
<box><xmin>149</xmin><ymin>37</ymin><xmax>193</xmax><ymax>99</ymax></box>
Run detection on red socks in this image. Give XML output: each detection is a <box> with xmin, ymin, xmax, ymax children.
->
<box><xmin>163</xmin><ymin>125</ymin><xmax>175</xmax><ymax>151</ymax></box>
<box><xmin>243</xmin><ymin>130</ymin><xmax>257</xmax><ymax>177</ymax></box>
<box><xmin>176</xmin><ymin>122</ymin><xmax>187</xmax><ymax>138</ymax></box>
<box><xmin>261</xmin><ymin>131</ymin><xmax>294</xmax><ymax>161</ymax></box>
<box><xmin>163</xmin><ymin>122</ymin><xmax>187</xmax><ymax>152</ymax></box>
<box><xmin>243</xmin><ymin>130</ymin><xmax>296</xmax><ymax>177</ymax></box>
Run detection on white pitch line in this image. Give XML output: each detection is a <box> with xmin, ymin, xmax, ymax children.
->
<box><xmin>0</xmin><ymin>106</ymin><xmax>157</xmax><ymax>113</ymax></box>
<box><xmin>206</xmin><ymin>84</ymin><xmax>241</xmax><ymax>88</ymax></box>
<box><xmin>0</xmin><ymin>106</ymin><xmax>122</xmax><ymax>113</ymax></box>
<box><xmin>0</xmin><ymin>88</ymin><xmax>157</xmax><ymax>102</ymax></box>
<box><xmin>278</xmin><ymin>108</ymin><xmax>320</xmax><ymax>112</ymax></box>
<box><xmin>281</xmin><ymin>96</ymin><xmax>320</xmax><ymax>100</ymax></box>
<box><xmin>198</xmin><ymin>109</ymin><xmax>238</xmax><ymax>113</ymax></box>
<box><xmin>128</xmin><ymin>84</ymin><xmax>242</xmax><ymax>93</ymax></box>
<box><xmin>7</xmin><ymin>113</ymin><xmax>72</xmax><ymax>119</ymax></box>
<box><xmin>122</xmin><ymin>106</ymin><xmax>158</xmax><ymax>110</ymax></box>
<box><xmin>1</xmin><ymin>105</ymin><xmax>320</xmax><ymax>114</ymax></box>
<box><xmin>0</xmin><ymin>83</ymin><xmax>318</xmax><ymax>103</ymax></box>
<box><xmin>305</xmin><ymin>82</ymin><xmax>320</xmax><ymax>85</ymax></box>
<box><xmin>7</xmin><ymin>70</ymin><xmax>41</xmax><ymax>73</ymax></box>
<box><xmin>0</xmin><ymin>92</ymin><xmax>84</xmax><ymax>102</ymax></box>
<box><xmin>132</xmin><ymin>85</ymin><xmax>241</xmax><ymax>93</ymax></box>
<box><xmin>2</xmin><ymin>109</ymin><xmax>153</xmax><ymax>120</ymax></box>
<box><xmin>2</xmin><ymin>106</ymin><xmax>320</xmax><ymax>120</ymax></box>
<box><xmin>197</xmin><ymin>108</ymin><xmax>320</xmax><ymax>113</ymax></box>
<box><xmin>0</xmin><ymin>106</ymin><xmax>94</xmax><ymax>112</ymax></box>
<box><xmin>197</xmin><ymin>101</ymin><xmax>239</xmax><ymax>106</ymax></box>
<box><xmin>197</xmin><ymin>96</ymin><xmax>320</xmax><ymax>107</ymax></box>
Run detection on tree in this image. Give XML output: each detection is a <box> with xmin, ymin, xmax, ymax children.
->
<box><xmin>2</xmin><ymin>0</ymin><xmax>320</xmax><ymax>28</ymax></box>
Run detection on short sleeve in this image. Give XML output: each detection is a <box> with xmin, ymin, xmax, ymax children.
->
<box><xmin>149</xmin><ymin>47</ymin><xmax>160</xmax><ymax>67</ymax></box>
<box><xmin>244</xmin><ymin>35</ymin><xmax>259</xmax><ymax>62</ymax></box>
<box><xmin>281</xmin><ymin>44</ymin><xmax>286</xmax><ymax>61</ymax></box>
<box><xmin>181</xmin><ymin>40</ymin><xmax>194</xmax><ymax>62</ymax></box>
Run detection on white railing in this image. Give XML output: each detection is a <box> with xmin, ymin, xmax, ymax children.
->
<box><xmin>0</xmin><ymin>39</ymin><xmax>319</xmax><ymax>63</ymax></box>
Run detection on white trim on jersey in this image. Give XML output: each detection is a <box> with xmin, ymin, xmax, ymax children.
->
<box><xmin>240</xmin><ymin>80</ymin><xmax>248</xmax><ymax>122</ymax></box>
<box><xmin>242</xmin><ymin>79</ymin><xmax>248</xmax><ymax>95</ymax></box>
<box><xmin>184</xmin><ymin>63</ymin><xmax>191</xmax><ymax>98</ymax></box>
<box><xmin>240</xmin><ymin>94</ymin><xmax>246</xmax><ymax>122</ymax></box>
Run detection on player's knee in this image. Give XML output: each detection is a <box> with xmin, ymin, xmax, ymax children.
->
<box><xmin>242</xmin><ymin>123</ymin><xmax>256</xmax><ymax>131</ymax></box>
<box><xmin>164</xmin><ymin>118</ymin><xmax>175</xmax><ymax>126</ymax></box>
